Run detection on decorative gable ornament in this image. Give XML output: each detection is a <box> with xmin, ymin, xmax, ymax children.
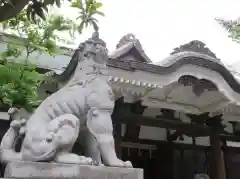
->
<box><xmin>171</xmin><ymin>40</ymin><xmax>219</xmax><ymax>60</ymax></box>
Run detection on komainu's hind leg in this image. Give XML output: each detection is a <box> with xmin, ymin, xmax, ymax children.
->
<box><xmin>49</xmin><ymin>114</ymin><xmax>94</xmax><ymax>165</ymax></box>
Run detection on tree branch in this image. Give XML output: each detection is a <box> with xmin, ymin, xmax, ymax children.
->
<box><xmin>0</xmin><ymin>0</ymin><xmax>30</xmax><ymax>22</ymax></box>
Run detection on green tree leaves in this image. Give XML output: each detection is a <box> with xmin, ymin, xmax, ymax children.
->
<box><xmin>0</xmin><ymin>9</ymin><xmax>80</xmax><ymax>111</ymax></box>
<box><xmin>71</xmin><ymin>0</ymin><xmax>104</xmax><ymax>33</ymax></box>
<box><xmin>0</xmin><ymin>42</ymin><xmax>43</xmax><ymax>112</ymax></box>
<box><xmin>0</xmin><ymin>0</ymin><xmax>104</xmax><ymax>31</ymax></box>
<box><xmin>216</xmin><ymin>18</ymin><xmax>240</xmax><ymax>44</ymax></box>
<box><xmin>0</xmin><ymin>0</ymin><xmax>104</xmax><ymax>111</ymax></box>
<box><xmin>2</xmin><ymin>10</ymin><xmax>78</xmax><ymax>56</ymax></box>
<box><xmin>0</xmin><ymin>61</ymin><xmax>43</xmax><ymax>111</ymax></box>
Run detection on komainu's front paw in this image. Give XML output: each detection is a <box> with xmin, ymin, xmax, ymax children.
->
<box><xmin>55</xmin><ymin>153</ymin><xmax>95</xmax><ymax>165</ymax></box>
<box><xmin>78</xmin><ymin>156</ymin><xmax>94</xmax><ymax>165</ymax></box>
<box><xmin>107</xmin><ymin>159</ymin><xmax>133</xmax><ymax>168</ymax></box>
<box><xmin>123</xmin><ymin>160</ymin><xmax>133</xmax><ymax>168</ymax></box>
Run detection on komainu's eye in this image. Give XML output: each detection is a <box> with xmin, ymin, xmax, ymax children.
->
<box><xmin>46</xmin><ymin>137</ymin><xmax>52</xmax><ymax>143</ymax></box>
<box><xmin>92</xmin><ymin>109</ymin><xmax>99</xmax><ymax>117</ymax></box>
<box><xmin>46</xmin><ymin>133</ymin><xmax>54</xmax><ymax>143</ymax></box>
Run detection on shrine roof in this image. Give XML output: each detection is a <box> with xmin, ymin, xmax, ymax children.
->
<box><xmin>108</xmin><ymin>33</ymin><xmax>152</xmax><ymax>63</ymax></box>
<box><xmin>102</xmin><ymin>36</ymin><xmax>240</xmax><ymax>117</ymax></box>
<box><xmin>2</xmin><ymin>32</ymin><xmax>240</xmax><ymax>97</ymax></box>
<box><xmin>107</xmin><ymin>39</ymin><xmax>240</xmax><ymax>95</ymax></box>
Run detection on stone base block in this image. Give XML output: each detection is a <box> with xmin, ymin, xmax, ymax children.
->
<box><xmin>4</xmin><ymin>161</ymin><xmax>143</xmax><ymax>179</ymax></box>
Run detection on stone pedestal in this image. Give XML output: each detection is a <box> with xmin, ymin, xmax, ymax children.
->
<box><xmin>4</xmin><ymin>161</ymin><xmax>143</xmax><ymax>179</ymax></box>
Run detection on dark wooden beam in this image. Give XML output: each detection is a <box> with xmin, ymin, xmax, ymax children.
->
<box><xmin>121</xmin><ymin>138</ymin><xmax>207</xmax><ymax>151</ymax></box>
<box><xmin>121</xmin><ymin>137</ymin><xmax>240</xmax><ymax>152</ymax></box>
<box><xmin>160</xmin><ymin>108</ymin><xmax>175</xmax><ymax>120</ymax></box>
<box><xmin>117</xmin><ymin>113</ymin><xmax>212</xmax><ymax>136</ymax></box>
<box><xmin>220</xmin><ymin>134</ymin><xmax>240</xmax><ymax>142</ymax></box>
<box><xmin>113</xmin><ymin>101</ymin><xmax>240</xmax><ymax>143</ymax></box>
<box><xmin>113</xmin><ymin>101</ymin><xmax>212</xmax><ymax>136</ymax></box>
<box><xmin>187</xmin><ymin>112</ymin><xmax>210</xmax><ymax>125</ymax></box>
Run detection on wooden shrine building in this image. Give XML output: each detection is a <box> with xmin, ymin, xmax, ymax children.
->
<box><xmin>2</xmin><ymin>33</ymin><xmax>240</xmax><ymax>179</ymax></box>
<box><xmin>35</xmin><ymin>34</ymin><xmax>240</xmax><ymax>179</ymax></box>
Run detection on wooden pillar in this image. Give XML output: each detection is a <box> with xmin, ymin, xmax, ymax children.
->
<box><xmin>209</xmin><ymin>117</ymin><xmax>226</xmax><ymax>179</ymax></box>
<box><xmin>114</xmin><ymin>123</ymin><xmax>122</xmax><ymax>158</ymax></box>
<box><xmin>192</xmin><ymin>136</ymin><xmax>197</xmax><ymax>175</ymax></box>
<box><xmin>180</xmin><ymin>148</ymin><xmax>185</xmax><ymax>179</ymax></box>
<box><xmin>219</xmin><ymin>142</ymin><xmax>226</xmax><ymax>179</ymax></box>
<box><xmin>222</xmin><ymin>141</ymin><xmax>229</xmax><ymax>179</ymax></box>
<box><xmin>112</xmin><ymin>98</ymin><xmax>126</xmax><ymax>158</ymax></box>
<box><xmin>156</xmin><ymin>141</ymin><xmax>174</xmax><ymax>179</ymax></box>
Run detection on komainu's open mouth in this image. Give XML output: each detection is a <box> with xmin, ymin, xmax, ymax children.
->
<box><xmin>58</xmin><ymin>119</ymin><xmax>75</xmax><ymax>129</ymax></box>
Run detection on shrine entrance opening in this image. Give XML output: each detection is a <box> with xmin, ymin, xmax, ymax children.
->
<box><xmin>120</xmin><ymin>141</ymin><xmax>174</xmax><ymax>179</ymax></box>
<box><xmin>119</xmin><ymin>140</ymin><xmax>213</xmax><ymax>179</ymax></box>
<box><xmin>112</xmin><ymin>98</ymin><xmax>233</xmax><ymax>179</ymax></box>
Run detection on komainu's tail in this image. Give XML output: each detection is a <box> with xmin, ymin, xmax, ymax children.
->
<box><xmin>0</xmin><ymin>126</ymin><xmax>22</xmax><ymax>164</ymax></box>
<box><xmin>0</xmin><ymin>108</ymin><xmax>27</xmax><ymax>164</ymax></box>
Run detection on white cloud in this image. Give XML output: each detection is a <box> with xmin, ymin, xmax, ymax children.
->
<box><xmin>56</xmin><ymin>0</ymin><xmax>240</xmax><ymax>65</ymax></box>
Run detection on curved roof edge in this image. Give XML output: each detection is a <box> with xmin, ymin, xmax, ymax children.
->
<box><xmin>156</xmin><ymin>51</ymin><xmax>224</xmax><ymax>67</ymax></box>
<box><xmin>52</xmin><ymin>33</ymin><xmax>240</xmax><ymax>99</ymax></box>
<box><xmin>107</xmin><ymin>40</ymin><xmax>240</xmax><ymax>96</ymax></box>
<box><xmin>108</xmin><ymin>55</ymin><xmax>240</xmax><ymax>93</ymax></box>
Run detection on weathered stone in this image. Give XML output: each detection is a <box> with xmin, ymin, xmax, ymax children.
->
<box><xmin>4</xmin><ymin>161</ymin><xmax>143</xmax><ymax>179</ymax></box>
<box><xmin>0</xmin><ymin>32</ymin><xmax>132</xmax><ymax>168</ymax></box>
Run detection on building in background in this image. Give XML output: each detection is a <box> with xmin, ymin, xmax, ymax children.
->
<box><xmin>2</xmin><ymin>33</ymin><xmax>240</xmax><ymax>179</ymax></box>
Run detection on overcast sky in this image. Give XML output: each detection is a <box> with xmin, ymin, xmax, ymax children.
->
<box><xmin>57</xmin><ymin>0</ymin><xmax>240</xmax><ymax>67</ymax></box>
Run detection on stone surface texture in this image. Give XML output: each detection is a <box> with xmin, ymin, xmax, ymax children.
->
<box><xmin>4</xmin><ymin>161</ymin><xmax>143</xmax><ymax>179</ymax></box>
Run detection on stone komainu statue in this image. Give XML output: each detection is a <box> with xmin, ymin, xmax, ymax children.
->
<box><xmin>0</xmin><ymin>32</ymin><xmax>132</xmax><ymax>168</ymax></box>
